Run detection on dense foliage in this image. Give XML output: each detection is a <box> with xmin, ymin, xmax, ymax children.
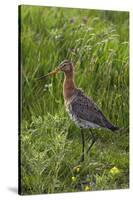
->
<box><xmin>19</xmin><ymin>5</ymin><xmax>129</xmax><ymax>195</ymax></box>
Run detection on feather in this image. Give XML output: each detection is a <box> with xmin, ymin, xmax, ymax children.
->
<box><xmin>67</xmin><ymin>88</ymin><xmax>118</xmax><ymax>131</ymax></box>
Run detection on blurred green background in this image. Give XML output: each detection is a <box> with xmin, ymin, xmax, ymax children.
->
<box><xmin>19</xmin><ymin>5</ymin><xmax>129</xmax><ymax>195</ymax></box>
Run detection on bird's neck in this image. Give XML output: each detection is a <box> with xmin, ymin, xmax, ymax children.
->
<box><xmin>63</xmin><ymin>72</ymin><xmax>75</xmax><ymax>102</ymax></box>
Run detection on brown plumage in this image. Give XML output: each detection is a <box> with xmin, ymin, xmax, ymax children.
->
<box><xmin>41</xmin><ymin>60</ymin><xmax>119</xmax><ymax>162</ymax></box>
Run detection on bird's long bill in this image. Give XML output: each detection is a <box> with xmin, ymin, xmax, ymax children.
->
<box><xmin>38</xmin><ymin>67</ymin><xmax>60</xmax><ymax>80</ymax></box>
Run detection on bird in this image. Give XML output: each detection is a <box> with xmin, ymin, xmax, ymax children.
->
<box><xmin>39</xmin><ymin>60</ymin><xmax>119</xmax><ymax>162</ymax></box>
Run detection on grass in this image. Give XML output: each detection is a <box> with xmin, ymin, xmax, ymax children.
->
<box><xmin>19</xmin><ymin>5</ymin><xmax>129</xmax><ymax>195</ymax></box>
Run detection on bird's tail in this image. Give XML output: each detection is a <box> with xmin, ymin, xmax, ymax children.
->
<box><xmin>105</xmin><ymin>120</ymin><xmax>128</xmax><ymax>133</ymax></box>
<box><xmin>105</xmin><ymin>121</ymin><xmax>119</xmax><ymax>132</ymax></box>
<box><xmin>109</xmin><ymin>125</ymin><xmax>119</xmax><ymax>132</ymax></box>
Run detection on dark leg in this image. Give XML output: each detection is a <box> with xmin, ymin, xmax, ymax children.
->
<box><xmin>87</xmin><ymin>129</ymin><xmax>96</xmax><ymax>155</ymax></box>
<box><xmin>79</xmin><ymin>129</ymin><xmax>85</xmax><ymax>162</ymax></box>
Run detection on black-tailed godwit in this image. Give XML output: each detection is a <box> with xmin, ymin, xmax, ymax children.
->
<box><xmin>40</xmin><ymin>60</ymin><xmax>119</xmax><ymax>162</ymax></box>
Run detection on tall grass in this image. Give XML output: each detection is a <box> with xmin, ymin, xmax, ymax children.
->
<box><xmin>19</xmin><ymin>5</ymin><xmax>129</xmax><ymax>195</ymax></box>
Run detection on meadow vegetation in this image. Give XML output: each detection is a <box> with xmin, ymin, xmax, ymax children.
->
<box><xmin>19</xmin><ymin>5</ymin><xmax>129</xmax><ymax>195</ymax></box>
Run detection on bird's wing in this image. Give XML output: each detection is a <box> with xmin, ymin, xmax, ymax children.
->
<box><xmin>70</xmin><ymin>89</ymin><xmax>112</xmax><ymax>128</ymax></box>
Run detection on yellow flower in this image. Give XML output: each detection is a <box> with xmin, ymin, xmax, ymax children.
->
<box><xmin>73</xmin><ymin>165</ymin><xmax>81</xmax><ymax>173</ymax></box>
<box><xmin>71</xmin><ymin>176</ymin><xmax>76</xmax><ymax>182</ymax></box>
<box><xmin>76</xmin><ymin>167</ymin><xmax>80</xmax><ymax>173</ymax></box>
<box><xmin>84</xmin><ymin>185</ymin><xmax>90</xmax><ymax>191</ymax></box>
<box><xmin>109</xmin><ymin>166</ymin><xmax>120</xmax><ymax>175</ymax></box>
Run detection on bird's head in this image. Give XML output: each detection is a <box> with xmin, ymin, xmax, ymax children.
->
<box><xmin>38</xmin><ymin>60</ymin><xmax>73</xmax><ymax>79</ymax></box>
<box><xmin>59</xmin><ymin>60</ymin><xmax>73</xmax><ymax>73</ymax></box>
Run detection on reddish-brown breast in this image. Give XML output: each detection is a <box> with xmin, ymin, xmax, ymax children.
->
<box><xmin>63</xmin><ymin>72</ymin><xmax>75</xmax><ymax>103</ymax></box>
